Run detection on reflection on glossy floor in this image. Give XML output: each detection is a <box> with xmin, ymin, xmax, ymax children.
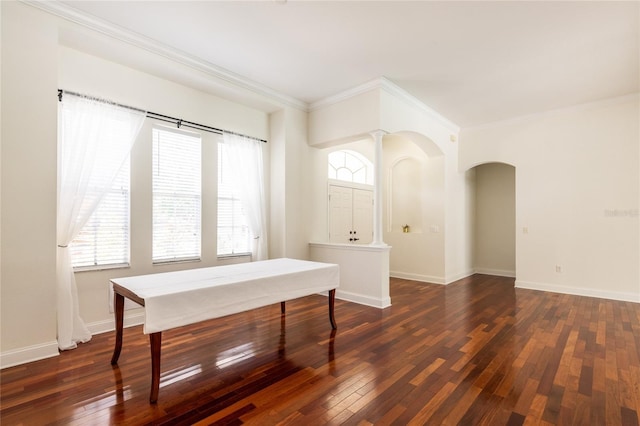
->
<box><xmin>2</xmin><ymin>275</ymin><xmax>640</xmax><ymax>425</ymax></box>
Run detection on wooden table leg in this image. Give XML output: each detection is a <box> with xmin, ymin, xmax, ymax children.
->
<box><xmin>111</xmin><ymin>293</ymin><xmax>125</xmax><ymax>365</ymax></box>
<box><xmin>149</xmin><ymin>332</ymin><xmax>162</xmax><ymax>404</ymax></box>
<box><xmin>328</xmin><ymin>289</ymin><xmax>337</xmax><ymax>330</ymax></box>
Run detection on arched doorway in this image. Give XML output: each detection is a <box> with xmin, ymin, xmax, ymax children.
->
<box><xmin>383</xmin><ymin>132</ymin><xmax>446</xmax><ymax>283</ymax></box>
<box><xmin>471</xmin><ymin>162</ymin><xmax>516</xmax><ymax>278</ymax></box>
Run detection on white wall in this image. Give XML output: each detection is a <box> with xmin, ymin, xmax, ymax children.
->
<box><xmin>309</xmin><ymin>243</ymin><xmax>391</xmax><ymax>308</ymax></box>
<box><xmin>284</xmin><ymin>108</ymin><xmax>314</xmax><ymax>259</ymax></box>
<box><xmin>474</xmin><ymin>163</ymin><xmax>516</xmax><ymax>277</ymax></box>
<box><xmin>1</xmin><ymin>2</ymin><xmax>59</xmax><ymax>365</ymax></box>
<box><xmin>460</xmin><ymin>96</ymin><xmax>640</xmax><ymax>302</ymax></box>
<box><xmin>269</xmin><ymin>107</ymin><xmax>314</xmax><ymax>260</ymax></box>
<box><xmin>308</xmin><ymin>90</ymin><xmax>381</xmax><ymax>146</ymax></box>
<box><xmin>383</xmin><ymin>135</ymin><xmax>445</xmax><ymax>283</ymax></box>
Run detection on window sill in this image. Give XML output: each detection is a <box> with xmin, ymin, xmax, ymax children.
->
<box><xmin>152</xmin><ymin>257</ymin><xmax>201</xmax><ymax>266</ymax></box>
<box><xmin>73</xmin><ymin>263</ymin><xmax>131</xmax><ymax>273</ymax></box>
<box><xmin>217</xmin><ymin>253</ymin><xmax>251</xmax><ymax>260</ymax></box>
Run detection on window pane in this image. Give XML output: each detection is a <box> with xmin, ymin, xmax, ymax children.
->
<box><xmin>152</xmin><ymin>128</ymin><xmax>201</xmax><ymax>262</ymax></box>
<box><xmin>345</xmin><ymin>152</ymin><xmax>363</xmax><ymax>173</ymax></box>
<box><xmin>336</xmin><ymin>167</ymin><xmax>353</xmax><ymax>182</ymax></box>
<box><xmin>217</xmin><ymin>143</ymin><xmax>251</xmax><ymax>256</ymax></box>
<box><xmin>71</xmin><ymin>159</ymin><xmax>130</xmax><ymax>268</ymax></box>
<box><xmin>352</xmin><ymin>167</ymin><xmax>367</xmax><ymax>184</ymax></box>
<box><xmin>328</xmin><ymin>150</ymin><xmax>373</xmax><ymax>185</ymax></box>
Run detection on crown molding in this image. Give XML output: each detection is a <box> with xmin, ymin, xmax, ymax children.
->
<box><xmin>308</xmin><ymin>78</ymin><xmax>383</xmax><ymax>111</ymax></box>
<box><xmin>22</xmin><ymin>0</ymin><xmax>308</xmax><ymax>111</ymax></box>
<box><xmin>309</xmin><ymin>76</ymin><xmax>460</xmax><ymax>134</ymax></box>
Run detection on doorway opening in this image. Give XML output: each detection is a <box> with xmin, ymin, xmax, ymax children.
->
<box><xmin>472</xmin><ymin>162</ymin><xmax>516</xmax><ymax>278</ymax></box>
<box><xmin>327</xmin><ymin>150</ymin><xmax>374</xmax><ymax>244</ymax></box>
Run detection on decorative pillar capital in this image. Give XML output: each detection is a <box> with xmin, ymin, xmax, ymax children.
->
<box><xmin>368</xmin><ymin>129</ymin><xmax>388</xmax><ymax>142</ymax></box>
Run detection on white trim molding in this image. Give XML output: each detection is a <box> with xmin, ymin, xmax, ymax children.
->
<box><xmin>474</xmin><ymin>268</ymin><xmax>516</xmax><ymax>278</ymax></box>
<box><xmin>87</xmin><ymin>311</ymin><xmax>145</xmax><ymax>335</ymax></box>
<box><xmin>310</xmin><ymin>77</ymin><xmax>460</xmax><ymax>134</ymax></box>
<box><xmin>445</xmin><ymin>269</ymin><xmax>476</xmax><ymax>284</ymax></box>
<box><xmin>336</xmin><ymin>289</ymin><xmax>391</xmax><ymax>309</ymax></box>
<box><xmin>515</xmin><ymin>280</ymin><xmax>640</xmax><ymax>303</ymax></box>
<box><xmin>0</xmin><ymin>341</ymin><xmax>59</xmax><ymax>370</ymax></box>
<box><xmin>22</xmin><ymin>0</ymin><xmax>307</xmax><ymax>111</ymax></box>
<box><xmin>390</xmin><ymin>271</ymin><xmax>446</xmax><ymax>285</ymax></box>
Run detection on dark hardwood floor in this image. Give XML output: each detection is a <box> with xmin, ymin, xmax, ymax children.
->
<box><xmin>1</xmin><ymin>275</ymin><xmax>639</xmax><ymax>425</ymax></box>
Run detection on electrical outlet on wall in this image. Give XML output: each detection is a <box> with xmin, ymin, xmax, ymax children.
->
<box><xmin>555</xmin><ymin>265</ymin><xmax>562</xmax><ymax>273</ymax></box>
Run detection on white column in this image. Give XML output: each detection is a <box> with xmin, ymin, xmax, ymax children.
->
<box><xmin>370</xmin><ymin>130</ymin><xmax>387</xmax><ymax>246</ymax></box>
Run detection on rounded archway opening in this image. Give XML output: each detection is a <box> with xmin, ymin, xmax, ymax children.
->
<box><xmin>383</xmin><ymin>131</ymin><xmax>446</xmax><ymax>283</ymax></box>
<box><xmin>469</xmin><ymin>162</ymin><xmax>517</xmax><ymax>279</ymax></box>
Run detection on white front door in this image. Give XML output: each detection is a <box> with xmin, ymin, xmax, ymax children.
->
<box><xmin>328</xmin><ymin>185</ymin><xmax>352</xmax><ymax>243</ymax></box>
<box><xmin>352</xmin><ymin>188</ymin><xmax>373</xmax><ymax>244</ymax></box>
<box><xmin>328</xmin><ymin>185</ymin><xmax>373</xmax><ymax>244</ymax></box>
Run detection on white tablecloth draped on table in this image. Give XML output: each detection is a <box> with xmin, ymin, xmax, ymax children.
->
<box><xmin>110</xmin><ymin>258</ymin><xmax>339</xmax><ymax>334</ymax></box>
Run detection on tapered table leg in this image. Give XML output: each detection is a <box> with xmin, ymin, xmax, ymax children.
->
<box><xmin>328</xmin><ymin>289</ymin><xmax>337</xmax><ymax>330</ymax></box>
<box><xmin>149</xmin><ymin>332</ymin><xmax>162</xmax><ymax>403</ymax></box>
<box><xmin>111</xmin><ymin>293</ymin><xmax>125</xmax><ymax>365</ymax></box>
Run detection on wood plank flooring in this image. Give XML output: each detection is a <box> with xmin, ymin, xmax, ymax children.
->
<box><xmin>1</xmin><ymin>275</ymin><xmax>639</xmax><ymax>425</ymax></box>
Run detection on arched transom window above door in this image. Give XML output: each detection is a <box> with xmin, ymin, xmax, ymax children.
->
<box><xmin>328</xmin><ymin>150</ymin><xmax>373</xmax><ymax>185</ymax></box>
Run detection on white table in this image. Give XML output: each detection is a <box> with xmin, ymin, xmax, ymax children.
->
<box><xmin>109</xmin><ymin>258</ymin><xmax>339</xmax><ymax>403</ymax></box>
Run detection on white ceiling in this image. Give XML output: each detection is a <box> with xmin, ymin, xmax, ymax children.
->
<box><xmin>60</xmin><ymin>1</ymin><xmax>639</xmax><ymax>128</ymax></box>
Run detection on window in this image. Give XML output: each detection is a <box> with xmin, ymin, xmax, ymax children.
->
<box><xmin>217</xmin><ymin>143</ymin><xmax>251</xmax><ymax>256</ymax></box>
<box><xmin>328</xmin><ymin>150</ymin><xmax>373</xmax><ymax>185</ymax></box>
<box><xmin>152</xmin><ymin>127</ymin><xmax>202</xmax><ymax>263</ymax></box>
<box><xmin>70</xmin><ymin>159</ymin><xmax>130</xmax><ymax>269</ymax></box>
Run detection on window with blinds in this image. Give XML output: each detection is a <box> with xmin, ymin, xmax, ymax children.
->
<box><xmin>217</xmin><ymin>143</ymin><xmax>251</xmax><ymax>256</ymax></box>
<box><xmin>152</xmin><ymin>127</ymin><xmax>202</xmax><ymax>263</ymax></box>
<box><xmin>70</xmin><ymin>159</ymin><xmax>130</xmax><ymax>269</ymax></box>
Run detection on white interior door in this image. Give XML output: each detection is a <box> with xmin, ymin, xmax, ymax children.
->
<box><xmin>329</xmin><ymin>185</ymin><xmax>353</xmax><ymax>243</ymax></box>
<box><xmin>352</xmin><ymin>188</ymin><xmax>373</xmax><ymax>244</ymax></box>
<box><xmin>329</xmin><ymin>185</ymin><xmax>373</xmax><ymax>244</ymax></box>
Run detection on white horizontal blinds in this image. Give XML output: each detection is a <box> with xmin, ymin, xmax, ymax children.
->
<box><xmin>152</xmin><ymin>127</ymin><xmax>202</xmax><ymax>263</ymax></box>
<box><xmin>217</xmin><ymin>143</ymin><xmax>251</xmax><ymax>256</ymax></box>
<box><xmin>70</xmin><ymin>159</ymin><xmax>130</xmax><ymax>268</ymax></box>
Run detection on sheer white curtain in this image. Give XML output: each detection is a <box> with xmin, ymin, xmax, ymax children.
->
<box><xmin>57</xmin><ymin>93</ymin><xmax>145</xmax><ymax>350</ymax></box>
<box><xmin>222</xmin><ymin>132</ymin><xmax>268</xmax><ymax>260</ymax></box>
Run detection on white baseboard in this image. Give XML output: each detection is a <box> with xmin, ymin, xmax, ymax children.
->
<box><xmin>87</xmin><ymin>311</ymin><xmax>145</xmax><ymax>335</ymax></box>
<box><xmin>390</xmin><ymin>271</ymin><xmax>445</xmax><ymax>285</ymax></box>
<box><xmin>445</xmin><ymin>269</ymin><xmax>476</xmax><ymax>284</ymax></box>
<box><xmin>389</xmin><ymin>269</ymin><xmax>478</xmax><ymax>285</ymax></box>
<box><xmin>1</xmin><ymin>311</ymin><xmax>146</xmax><ymax>369</ymax></box>
<box><xmin>336</xmin><ymin>289</ymin><xmax>391</xmax><ymax>309</ymax></box>
<box><xmin>474</xmin><ymin>268</ymin><xmax>516</xmax><ymax>278</ymax></box>
<box><xmin>515</xmin><ymin>280</ymin><xmax>640</xmax><ymax>303</ymax></box>
<box><xmin>0</xmin><ymin>341</ymin><xmax>59</xmax><ymax>370</ymax></box>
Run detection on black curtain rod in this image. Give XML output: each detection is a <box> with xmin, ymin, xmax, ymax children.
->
<box><xmin>58</xmin><ymin>89</ymin><xmax>267</xmax><ymax>144</ymax></box>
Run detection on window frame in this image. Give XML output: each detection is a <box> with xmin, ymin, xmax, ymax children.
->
<box><xmin>70</xmin><ymin>155</ymin><xmax>131</xmax><ymax>272</ymax></box>
<box><xmin>328</xmin><ymin>149</ymin><xmax>373</xmax><ymax>185</ymax></box>
<box><xmin>151</xmin><ymin>125</ymin><xmax>203</xmax><ymax>264</ymax></box>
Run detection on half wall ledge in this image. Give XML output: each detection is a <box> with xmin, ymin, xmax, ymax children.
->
<box><xmin>309</xmin><ymin>242</ymin><xmax>391</xmax><ymax>309</ymax></box>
